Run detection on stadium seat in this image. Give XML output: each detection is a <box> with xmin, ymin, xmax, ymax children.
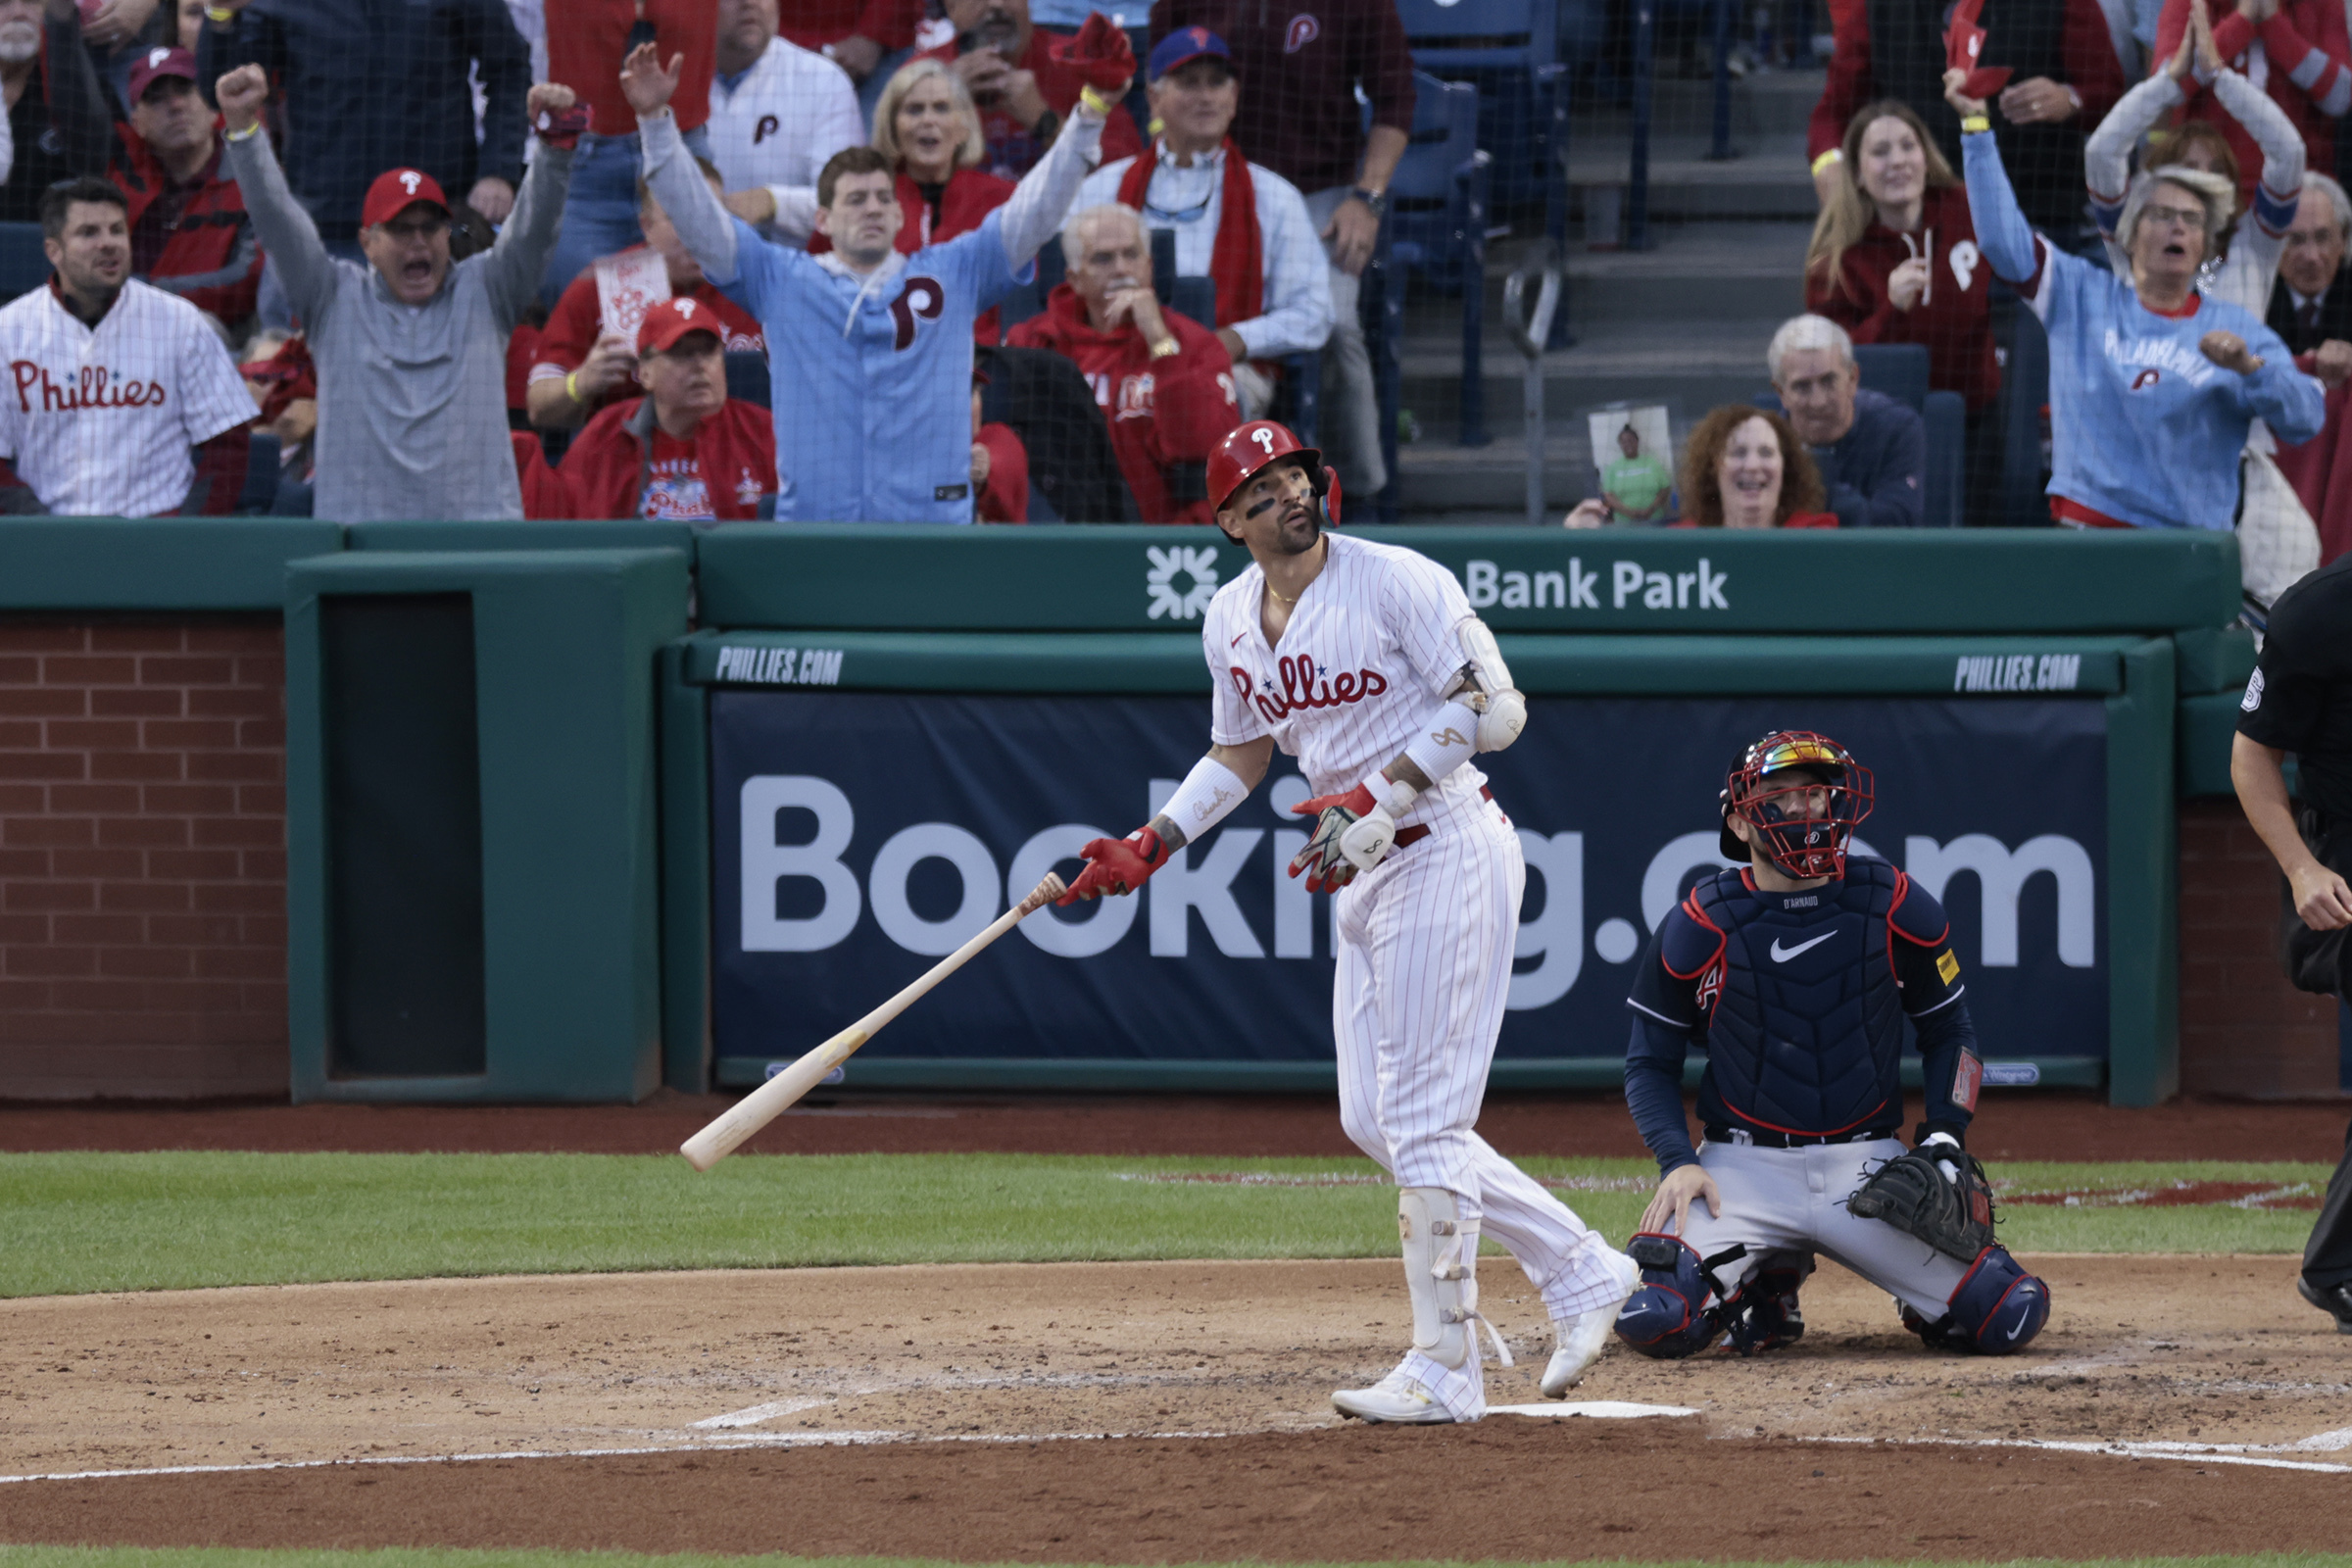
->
<box><xmin>1393</xmin><ymin>0</ymin><xmax>1566</xmax><ymax>215</ymax></box>
<box><xmin>0</xmin><ymin>221</ymin><xmax>47</xmax><ymax>302</ymax></box>
<box><xmin>725</xmin><ymin>352</ymin><xmax>771</xmax><ymax>410</ymax></box>
<box><xmin>1387</xmin><ymin>74</ymin><xmax>1490</xmax><ymax>299</ymax></box>
<box><xmin>1998</xmin><ymin>300</ymin><xmax>2052</xmax><ymax>527</ymax></box>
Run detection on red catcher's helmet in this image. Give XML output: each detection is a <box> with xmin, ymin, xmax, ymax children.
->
<box><xmin>1718</xmin><ymin>730</ymin><xmax>1875</xmax><ymax>879</ymax></box>
<box><xmin>1208</xmin><ymin>420</ymin><xmax>1329</xmax><ymax>514</ymax></box>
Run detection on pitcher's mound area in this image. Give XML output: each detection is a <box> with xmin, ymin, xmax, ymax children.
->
<box><xmin>4</xmin><ymin>1256</ymin><xmax>2349</xmax><ymax>1561</ymax></box>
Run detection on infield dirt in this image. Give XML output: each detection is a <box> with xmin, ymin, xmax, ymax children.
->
<box><xmin>3</xmin><ymin>1253</ymin><xmax>2350</xmax><ymax>1560</ymax></box>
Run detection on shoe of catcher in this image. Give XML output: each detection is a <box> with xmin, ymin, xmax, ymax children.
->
<box><xmin>1332</xmin><ymin>1365</ymin><xmax>1456</xmax><ymax>1424</ymax></box>
<box><xmin>2300</xmin><ymin>1276</ymin><xmax>2352</xmax><ymax>1335</ymax></box>
<box><xmin>1541</xmin><ymin>1247</ymin><xmax>1642</xmax><ymax>1397</ymax></box>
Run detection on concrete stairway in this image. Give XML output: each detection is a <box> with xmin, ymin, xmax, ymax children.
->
<box><xmin>1392</xmin><ymin>65</ymin><xmax>1825</xmax><ymax>520</ymax></box>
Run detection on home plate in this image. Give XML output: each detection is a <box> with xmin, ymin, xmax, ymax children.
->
<box><xmin>1489</xmin><ymin>1400</ymin><xmax>1699</xmax><ymax>1419</ymax></box>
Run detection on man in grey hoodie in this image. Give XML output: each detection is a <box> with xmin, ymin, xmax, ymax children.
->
<box><xmin>216</xmin><ymin>63</ymin><xmax>581</xmax><ymax>521</ymax></box>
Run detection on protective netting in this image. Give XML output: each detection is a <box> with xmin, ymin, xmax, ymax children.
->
<box><xmin>1</xmin><ymin>0</ymin><xmax>2343</xmax><ymax>542</ymax></box>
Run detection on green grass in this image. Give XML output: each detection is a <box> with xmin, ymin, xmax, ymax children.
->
<box><xmin>0</xmin><ymin>1153</ymin><xmax>2328</xmax><ymax>1298</ymax></box>
<box><xmin>6</xmin><ymin>1551</ymin><xmax>2352</xmax><ymax>1568</ymax></box>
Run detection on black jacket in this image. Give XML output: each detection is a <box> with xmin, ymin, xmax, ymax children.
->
<box><xmin>197</xmin><ymin>0</ymin><xmax>529</xmax><ymax>235</ymax></box>
<box><xmin>2266</xmin><ymin>270</ymin><xmax>2352</xmax><ymax>357</ymax></box>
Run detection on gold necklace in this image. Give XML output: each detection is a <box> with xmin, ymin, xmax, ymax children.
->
<box><xmin>1266</xmin><ymin>581</ymin><xmax>1298</xmax><ymax>605</ymax></box>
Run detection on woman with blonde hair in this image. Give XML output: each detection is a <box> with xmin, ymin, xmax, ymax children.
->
<box><xmin>757</xmin><ymin>58</ymin><xmax>1015</xmax><ymax>259</ymax></box>
<box><xmin>1804</xmin><ymin>99</ymin><xmax>1999</xmax><ymax>417</ymax></box>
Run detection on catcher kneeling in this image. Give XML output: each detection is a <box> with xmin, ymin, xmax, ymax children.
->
<box><xmin>1616</xmin><ymin>731</ymin><xmax>2051</xmax><ymax>1359</ymax></box>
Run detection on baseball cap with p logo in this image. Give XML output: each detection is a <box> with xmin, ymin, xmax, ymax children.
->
<box><xmin>126</xmin><ymin>46</ymin><xmax>198</xmax><ymax>105</ymax></box>
<box><xmin>637</xmin><ymin>296</ymin><xmax>721</xmax><ymax>357</ymax></box>
<box><xmin>1147</xmin><ymin>25</ymin><xmax>1233</xmax><ymax>81</ymax></box>
<box><xmin>363</xmin><ymin>168</ymin><xmax>451</xmax><ymax>229</ymax></box>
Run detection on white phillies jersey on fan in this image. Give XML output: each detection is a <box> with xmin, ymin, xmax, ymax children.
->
<box><xmin>0</xmin><ymin>279</ymin><xmax>254</xmax><ymax>517</ymax></box>
<box><xmin>1202</xmin><ymin>530</ymin><xmax>1488</xmax><ymax>828</ymax></box>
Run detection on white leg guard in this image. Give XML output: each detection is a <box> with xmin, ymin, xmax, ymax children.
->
<box><xmin>1335</xmin><ymin>1188</ymin><xmax>1504</xmax><ymax>1424</ymax></box>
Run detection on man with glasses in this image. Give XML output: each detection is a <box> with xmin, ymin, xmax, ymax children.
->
<box><xmin>2268</xmin><ymin>172</ymin><xmax>2352</xmax><ymax>358</ymax></box>
<box><xmin>216</xmin><ymin>62</ymin><xmax>583</xmax><ymax>521</ymax></box>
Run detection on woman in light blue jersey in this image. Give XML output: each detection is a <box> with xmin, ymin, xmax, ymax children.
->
<box><xmin>1951</xmin><ymin>65</ymin><xmax>2324</xmax><ymax>528</ymax></box>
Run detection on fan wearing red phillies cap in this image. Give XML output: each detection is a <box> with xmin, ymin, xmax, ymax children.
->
<box><xmin>41</xmin><ymin>29</ymin><xmax>265</xmax><ymax>323</ymax></box>
<box><xmin>1058</xmin><ymin>415</ymin><xmax>1636</xmax><ymax>1424</ymax></box>
<box><xmin>218</xmin><ymin>63</ymin><xmax>590</xmax><ymax>520</ymax></box>
<box><xmin>558</xmin><ymin>296</ymin><xmax>777</xmax><ymax>522</ymax></box>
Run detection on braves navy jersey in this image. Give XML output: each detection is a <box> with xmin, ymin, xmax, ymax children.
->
<box><xmin>1624</xmin><ymin>858</ymin><xmax>1981</xmax><ymax>1175</ymax></box>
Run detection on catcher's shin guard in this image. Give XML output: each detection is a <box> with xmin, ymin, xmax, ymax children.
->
<box><xmin>1613</xmin><ymin>1233</ymin><xmax>1729</xmax><ymax>1359</ymax></box>
<box><xmin>1723</xmin><ymin>1254</ymin><xmax>1811</xmax><ymax>1355</ymax></box>
<box><xmin>1905</xmin><ymin>1246</ymin><xmax>2050</xmax><ymax>1353</ymax></box>
<box><xmin>1396</xmin><ymin>1187</ymin><xmax>1508</xmax><ymax>1370</ymax></box>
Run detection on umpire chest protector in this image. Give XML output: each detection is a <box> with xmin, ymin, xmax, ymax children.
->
<box><xmin>1677</xmin><ymin>859</ymin><xmax>1907</xmax><ymax>1136</ymax></box>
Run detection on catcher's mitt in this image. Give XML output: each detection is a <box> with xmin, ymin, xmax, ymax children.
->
<box><xmin>1846</xmin><ymin>1143</ymin><xmax>1997</xmax><ymax>1261</ymax></box>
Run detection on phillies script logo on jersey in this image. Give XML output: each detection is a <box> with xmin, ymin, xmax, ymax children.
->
<box><xmin>890</xmin><ymin>277</ymin><xmax>945</xmax><ymax>351</ymax></box>
<box><xmin>1230</xmin><ymin>654</ymin><xmax>1388</xmax><ymax>724</ymax></box>
<box><xmin>11</xmin><ymin>362</ymin><xmax>168</xmax><ymax>413</ymax></box>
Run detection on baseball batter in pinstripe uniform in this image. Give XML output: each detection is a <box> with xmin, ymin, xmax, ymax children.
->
<box><xmin>1060</xmin><ymin>420</ymin><xmax>1641</xmax><ymax>1425</ymax></box>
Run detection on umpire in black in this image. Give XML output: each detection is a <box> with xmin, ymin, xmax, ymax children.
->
<box><xmin>2233</xmin><ymin>552</ymin><xmax>2352</xmax><ymax>1333</ymax></box>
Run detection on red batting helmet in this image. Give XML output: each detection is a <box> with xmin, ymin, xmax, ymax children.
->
<box><xmin>1718</xmin><ymin>730</ymin><xmax>1875</xmax><ymax>879</ymax></box>
<box><xmin>1208</xmin><ymin>420</ymin><xmax>1330</xmax><ymax>514</ymax></box>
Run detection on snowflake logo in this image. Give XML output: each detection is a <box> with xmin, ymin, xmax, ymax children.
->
<box><xmin>1146</xmin><ymin>546</ymin><xmax>1220</xmax><ymax>620</ymax></box>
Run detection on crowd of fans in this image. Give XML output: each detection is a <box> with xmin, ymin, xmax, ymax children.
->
<box><xmin>2</xmin><ymin>0</ymin><xmax>2352</xmax><ymax>561</ymax></box>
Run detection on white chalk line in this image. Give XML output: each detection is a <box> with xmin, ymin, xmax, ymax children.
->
<box><xmin>7</xmin><ymin>1421</ymin><xmax>2349</xmax><ymax>1489</ymax></box>
<box><xmin>1490</xmin><ymin>1400</ymin><xmax>1700</xmax><ymax>1419</ymax></box>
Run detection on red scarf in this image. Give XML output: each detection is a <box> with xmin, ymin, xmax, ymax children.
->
<box><xmin>1116</xmin><ymin>138</ymin><xmax>1260</xmax><ymax>328</ymax></box>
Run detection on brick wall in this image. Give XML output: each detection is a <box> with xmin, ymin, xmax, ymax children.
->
<box><xmin>2179</xmin><ymin>797</ymin><xmax>2347</xmax><ymax>1099</ymax></box>
<box><xmin>0</xmin><ymin>618</ymin><xmax>287</xmax><ymax>1099</ymax></box>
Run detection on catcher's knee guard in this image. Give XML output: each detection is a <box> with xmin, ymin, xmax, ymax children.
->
<box><xmin>1905</xmin><ymin>1246</ymin><xmax>2050</xmax><ymax>1354</ymax></box>
<box><xmin>1613</xmin><ymin>1233</ymin><xmax>1725</xmax><ymax>1359</ymax></box>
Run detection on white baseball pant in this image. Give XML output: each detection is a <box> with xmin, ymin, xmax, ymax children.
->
<box><xmin>1333</xmin><ymin>797</ymin><xmax>1629</xmax><ymax>1409</ymax></box>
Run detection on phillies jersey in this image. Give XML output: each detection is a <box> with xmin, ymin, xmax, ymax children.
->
<box><xmin>0</xmin><ymin>279</ymin><xmax>254</xmax><ymax>517</ymax></box>
<box><xmin>1202</xmin><ymin>530</ymin><xmax>1487</xmax><ymax>830</ymax></box>
<box><xmin>716</xmin><ymin>211</ymin><xmax>1019</xmax><ymax>522</ymax></box>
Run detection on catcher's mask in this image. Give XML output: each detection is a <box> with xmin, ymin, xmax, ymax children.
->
<box><xmin>1718</xmin><ymin>730</ymin><xmax>1874</xmax><ymax>879</ymax></box>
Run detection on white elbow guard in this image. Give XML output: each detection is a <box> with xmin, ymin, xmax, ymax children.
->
<box><xmin>1444</xmin><ymin>614</ymin><xmax>1528</xmax><ymax>752</ymax></box>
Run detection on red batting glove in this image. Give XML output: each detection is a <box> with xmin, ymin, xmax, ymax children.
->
<box><xmin>1056</xmin><ymin>825</ymin><xmax>1171</xmax><ymax>904</ymax></box>
<box><xmin>1288</xmin><ymin>783</ymin><xmax>1377</xmax><ymax>894</ymax></box>
<box><xmin>1048</xmin><ymin>12</ymin><xmax>1138</xmax><ymax>97</ymax></box>
<box><xmin>536</xmin><ymin>102</ymin><xmax>593</xmax><ymax>149</ymax></box>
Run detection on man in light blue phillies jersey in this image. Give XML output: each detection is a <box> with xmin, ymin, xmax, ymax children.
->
<box><xmin>621</xmin><ymin>41</ymin><xmax>1127</xmax><ymax>522</ymax></box>
<box><xmin>1958</xmin><ymin>76</ymin><xmax>2323</xmax><ymax>530</ymax></box>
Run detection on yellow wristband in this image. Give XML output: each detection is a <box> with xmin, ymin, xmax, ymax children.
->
<box><xmin>565</xmin><ymin>371</ymin><xmax>582</xmax><ymax>404</ymax></box>
<box><xmin>1149</xmin><ymin>337</ymin><xmax>1179</xmax><ymax>360</ymax></box>
<box><xmin>1809</xmin><ymin>148</ymin><xmax>1841</xmax><ymax>176</ymax></box>
<box><xmin>1960</xmin><ymin>115</ymin><xmax>1991</xmax><ymax>134</ymax></box>
<box><xmin>1078</xmin><ymin>85</ymin><xmax>1114</xmax><ymax>118</ymax></box>
<box><xmin>223</xmin><ymin>121</ymin><xmax>261</xmax><ymax>142</ymax></box>
<box><xmin>205</xmin><ymin>5</ymin><xmax>234</xmax><ymax>19</ymax></box>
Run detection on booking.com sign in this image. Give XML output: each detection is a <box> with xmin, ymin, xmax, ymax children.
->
<box><xmin>739</xmin><ymin>774</ymin><xmax>2095</xmax><ymax>1012</ymax></box>
<box><xmin>710</xmin><ymin>690</ymin><xmax>2109</xmax><ymax>1065</ymax></box>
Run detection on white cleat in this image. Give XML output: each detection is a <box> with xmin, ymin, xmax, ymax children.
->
<box><xmin>1332</xmin><ymin>1367</ymin><xmax>1456</xmax><ymax>1424</ymax></box>
<box><xmin>1541</xmin><ymin>1248</ymin><xmax>1642</xmax><ymax>1397</ymax></box>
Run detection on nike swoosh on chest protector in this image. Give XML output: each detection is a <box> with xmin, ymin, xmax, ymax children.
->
<box><xmin>1768</xmin><ymin>931</ymin><xmax>1838</xmax><ymax>962</ymax></box>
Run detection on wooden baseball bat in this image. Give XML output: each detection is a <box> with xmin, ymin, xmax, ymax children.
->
<box><xmin>679</xmin><ymin>870</ymin><xmax>1069</xmax><ymax>1171</ymax></box>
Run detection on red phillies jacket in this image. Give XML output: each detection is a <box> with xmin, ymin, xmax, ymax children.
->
<box><xmin>112</xmin><ymin>137</ymin><xmax>264</xmax><ymax>324</ymax></box>
<box><xmin>561</xmin><ymin>397</ymin><xmax>777</xmax><ymax>522</ymax></box>
<box><xmin>1006</xmin><ymin>283</ymin><xmax>1241</xmax><ymax>524</ymax></box>
<box><xmin>1804</xmin><ymin>184</ymin><xmax>2001</xmax><ymax>412</ymax></box>
<box><xmin>2157</xmin><ymin>0</ymin><xmax>2352</xmax><ymax>200</ymax></box>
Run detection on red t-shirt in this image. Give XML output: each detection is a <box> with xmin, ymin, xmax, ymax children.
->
<box><xmin>1803</xmin><ymin>185</ymin><xmax>1999</xmax><ymax>412</ymax></box>
<box><xmin>562</xmin><ymin>398</ymin><xmax>777</xmax><ymax>521</ymax></box>
<box><xmin>532</xmin><ymin>256</ymin><xmax>766</xmax><ymax>416</ymax></box>
<box><xmin>549</xmin><ymin>0</ymin><xmax>715</xmax><ymax>135</ymax></box>
<box><xmin>1006</xmin><ymin>283</ymin><xmax>1241</xmax><ymax>524</ymax></box>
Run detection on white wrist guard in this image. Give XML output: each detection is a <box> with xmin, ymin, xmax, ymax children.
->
<box><xmin>1159</xmin><ymin>755</ymin><xmax>1249</xmax><ymax>842</ymax></box>
<box><xmin>1338</xmin><ymin>771</ymin><xmax>1410</xmax><ymax>871</ymax></box>
<box><xmin>1403</xmin><ymin>701</ymin><xmax>1481</xmax><ymax>788</ymax></box>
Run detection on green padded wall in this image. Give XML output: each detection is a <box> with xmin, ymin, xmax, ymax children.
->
<box><xmin>287</xmin><ymin>549</ymin><xmax>690</xmax><ymax>1102</ymax></box>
